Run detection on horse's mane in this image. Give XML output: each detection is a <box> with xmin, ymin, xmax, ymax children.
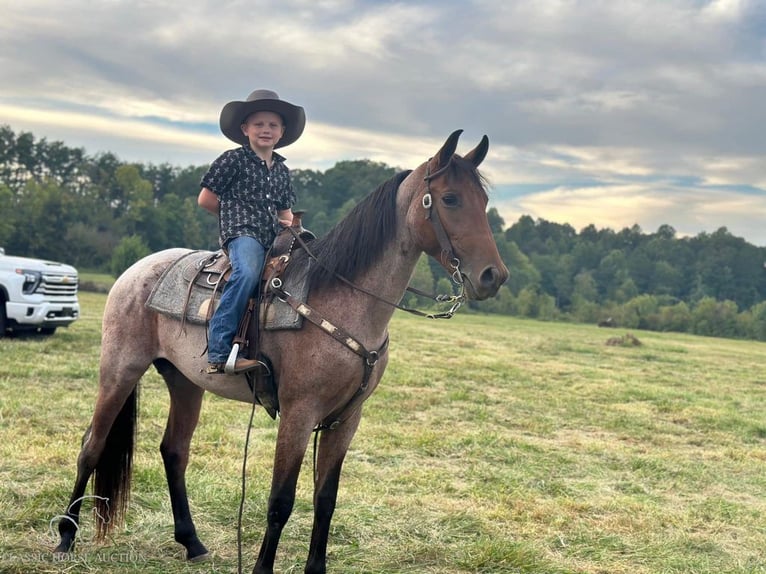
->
<box><xmin>289</xmin><ymin>169</ymin><xmax>413</xmax><ymax>292</ymax></box>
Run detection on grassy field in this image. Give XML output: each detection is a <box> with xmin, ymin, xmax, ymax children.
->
<box><xmin>1</xmin><ymin>291</ymin><xmax>765</xmax><ymax>573</ymax></box>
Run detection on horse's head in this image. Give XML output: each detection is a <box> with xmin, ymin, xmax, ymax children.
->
<box><xmin>407</xmin><ymin>130</ymin><xmax>509</xmax><ymax>300</ymax></box>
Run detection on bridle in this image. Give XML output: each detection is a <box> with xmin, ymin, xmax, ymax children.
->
<box><xmin>422</xmin><ymin>157</ymin><xmax>465</xmax><ymax>288</ymax></box>
<box><xmin>276</xmin><ymin>159</ymin><xmax>467</xmax><ymax>320</ymax></box>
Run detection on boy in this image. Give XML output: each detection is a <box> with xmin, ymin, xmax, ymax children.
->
<box><xmin>198</xmin><ymin>89</ymin><xmax>306</xmax><ymax>374</ymax></box>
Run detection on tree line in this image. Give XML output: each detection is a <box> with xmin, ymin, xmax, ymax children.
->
<box><xmin>2</xmin><ymin>125</ymin><xmax>765</xmax><ymax>340</ymax></box>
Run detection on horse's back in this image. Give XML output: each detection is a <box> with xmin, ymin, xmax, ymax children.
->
<box><xmin>108</xmin><ymin>248</ymin><xmax>195</xmax><ymax>302</ymax></box>
<box><xmin>102</xmin><ymin>248</ymin><xmax>198</xmax><ymax>342</ymax></box>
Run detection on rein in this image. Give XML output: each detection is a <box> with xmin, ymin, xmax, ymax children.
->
<box><xmin>279</xmin><ymin>158</ymin><xmax>467</xmax><ymax>320</ymax></box>
<box><xmin>282</xmin><ymin>227</ymin><xmax>465</xmax><ymax>319</ymax></box>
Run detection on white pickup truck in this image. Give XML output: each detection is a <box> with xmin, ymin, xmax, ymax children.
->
<box><xmin>0</xmin><ymin>247</ymin><xmax>80</xmax><ymax>336</ymax></box>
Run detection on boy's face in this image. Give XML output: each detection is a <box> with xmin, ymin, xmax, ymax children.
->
<box><xmin>241</xmin><ymin>111</ymin><xmax>286</xmax><ymax>152</ymax></box>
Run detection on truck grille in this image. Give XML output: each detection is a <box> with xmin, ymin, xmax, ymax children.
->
<box><xmin>36</xmin><ymin>273</ymin><xmax>79</xmax><ymax>297</ymax></box>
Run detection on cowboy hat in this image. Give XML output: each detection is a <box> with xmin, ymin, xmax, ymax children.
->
<box><xmin>219</xmin><ymin>89</ymin><xmax>306</xmax><ymax>149</ymax></box>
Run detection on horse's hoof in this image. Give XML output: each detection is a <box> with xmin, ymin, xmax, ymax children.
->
<box><xmin>53</xmin><ymin>540</ymin><xmax>74</xmax><ymax>557</ymax></box>
<box><xmin>52</xmin><ymin>549</ymin><xmax>70</xmax><ymax>561</ymax></box>
<box><xmin>188</xmin><ymin>551</ymin><xmax>211</xmax><ymax>563</ymax></box>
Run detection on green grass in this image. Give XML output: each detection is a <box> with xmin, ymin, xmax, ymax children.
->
<box><xmin>78</xmin><ymin>270</ymin><xmax>116</xmax><ymax>293</ymax></box>
<box><xmin>1</xmin><ymin>293</ymin><xmax>765</xmax><ymax>573</ymax></box>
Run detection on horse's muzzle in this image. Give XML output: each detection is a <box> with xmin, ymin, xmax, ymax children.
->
<box><xmin>464</xmin><ymin>263</ymin><xmax>509</xmax><ymax>300</ymax></box>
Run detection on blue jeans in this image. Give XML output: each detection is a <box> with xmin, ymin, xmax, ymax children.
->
<box><xmin>207</xmin><ymin>236</ymin><xmax>266</xmax><ymax>363</ymax></box>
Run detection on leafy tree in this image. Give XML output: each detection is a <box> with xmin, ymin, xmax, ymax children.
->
<box><xmin>114</xmin><ymin>165</ymin><xmax>154</xmax><ymax>238</ymax></box>
<box><xmin>0</xmin><ymin>126</ymin><xmax>88</xmax><ymax>194</ymax></box>
<box><xmin>614</xmin><ymin>277</ymin><xmax>639</xmax><ymax>304</ymax></box>
<box><xmin>0</xmin><ymin>184</ymin><xmax>13</xmax><ymax>247</ymax></box>
<box><xmin>110</xmin><ymin>235</ymin><xmax>150</xmax><ymax>277</ymax></box>
<box><xmin>477</xmin><ymin>285</ymin><xmax>514</xmax><ymax>314</ymax></box>
<box><xmin>533</xmin><ymin>253</ymin><xmax>574</xmax><ymax>309</ymax></box>
<box><xmin>505</xmin><ymin>215</ymin><xmax>541</xmax><ymax>253</ymax></box>
<box><xmin>87</xmin><ymin>152</ymin><xmax>126</xmax><ymax>214</ymax></box>
<box><xmin>748</xmin><ymin>301</ymin><xmax>766</xmax><ymax>341</ymax></box>
<box><xmin>571</xmin><ymin>271</ymin><xmax>600</xmax><ymax>322</ymax></box>
<box><xmin>141</xmin><ymin>163</ymin><xmax>176</xmax><ymax>199</ymax></box>
<box><xmin>657</xmin><ymin>301</ymin><xmax>693</xmax><ymax>333</ymax></box>
<box><xmin>572</xmin><ymin>271</ymin><xmax>598</xmax><ymax>304</ymax></box>
<box><xmin>513</xmin><ymin>286</ymin><xmax>556</xmax><ymax>319</ymax></box>
<box><xmin>627</xmin><ymin>250</ymin><xmax>655</xmax><ymax>293</ymax></box>
<box><xmin>536</xmin><ymin>219</ymin><xmax>577</xmax><ymax>255</ymax></box>
<box><xmin>401</xmin><ymin>255</ymin><xmax>436</xmax><ymax>308</ymax></box>
<box><xmin>621</xmin><ymin>294</ymin><xmax>660</xmax><ymax>330</ymax></box>
<box><xmin>487</xmin><ymin>207</ymin><xmax>505</xmax><ymax>233</ymax></box>
<box><xmin>65</xmin><ymin>223</ymin><xmax>116</xmax><ymax>269</ymax></box>
<box><xmin>571</xmin><ymin>240</ymin><xmax>602</xmax><ymax>275</ymax></box>
<box><xmin>515</xmin><ymin>286</ymin><xmax>539</xmax><ymax>317</ymax></box>
<box><xmin>595</xmin><ymin>250</ymin><xmax>628</xmax><ymax>301</ymax></box>
<box><xmin>495</xmin><ymin>239</ymin><xmax>540</xmax><ymax>295</ymax></box>
<box><xmin>306</xmin><ymin>211</ymin><xmax>334</xmax><ymax>239</ymax></box>
<box><xmin>322</xmin><ymin>160</ymin><xmax>397</xmax><ymax>211</ymax></box>
<box><xmin>180</xmin><ymin>196</ymin><xmax>213</xmax><ymax>249</ymax></box>
<box><xmin>293</xmin><ymin>168</ymin><xmax>327</xmax><ymax>229</ymax></box>
<box><xmin>4</xmin><ymin>125</ymin><xmax>766</xmax><ymax>342</ymax></box>
<box><xmin>650</xmin><ymin>260</ymin><xmax>684</xmax><ymax>296</ymax></box>
<box><xmin>10</xmin><ymin>179</ymin><xmax>76</xmax><ymax>260</ymax></box>
<box><xmin>691</xmin><ymin>297</ymin><xmax>739</xmax><ymax>338</ymax></box>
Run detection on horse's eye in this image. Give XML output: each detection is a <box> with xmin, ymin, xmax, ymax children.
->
<box><xmin>441</xmin><ymin>194</ymin><xmax>460</xmax><ymax>208</ymax></box>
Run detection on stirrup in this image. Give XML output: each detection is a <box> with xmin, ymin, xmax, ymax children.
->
<box><xmin>224</xmin><ymin>343</ymin><xmax>241</xmax><ymax>374</ymax></box>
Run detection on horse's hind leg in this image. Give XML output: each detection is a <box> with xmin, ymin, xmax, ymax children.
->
<box><xmin>305</xmin><ymin>411</ymin><xmax>362</xmax><ymax>574</ymax></box>
<box><xmin>154</xmin><ymin>359</ymin><xmax>209</xmax><ymax>561</ymax></box>
<box><xmin>54</xmin><ymin>422</ymin><xmax>100</xmax><ymax>554</ymax></box>
<box><xmin>55</xmin><ymin>371</ymin><xmax>142</xmax><ymax>554</ymax></box>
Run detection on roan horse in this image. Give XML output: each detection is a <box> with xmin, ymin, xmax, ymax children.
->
<box><xmin>54</xmin><ymin>130</ymin><xmax>509</xmax><ymax>573</ymax></box>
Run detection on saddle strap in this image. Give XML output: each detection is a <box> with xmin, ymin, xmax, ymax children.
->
<box><xmin>271</xmin><ymin>285</ymin><xmax>388</xmax><ymax>429</ymax></box>
<box><xmin>274</xmin><ymin>288</ymin><xmax>380</xmax><ymax>365</ymax></box>
<box><xmin>232</xmin><ymin>297</ymin><xmax>257</xmax><ymax>349</ymax></box>
<box><xmin>319</xmin><ymin>334</ymin><xmax>388</xmax><ymax>431</ymax></box>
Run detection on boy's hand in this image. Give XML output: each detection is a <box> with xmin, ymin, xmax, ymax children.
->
<box><xmin>277</xmin><ymin>209</ymin><xmax>294</xmax><ymax>227</ymax></box>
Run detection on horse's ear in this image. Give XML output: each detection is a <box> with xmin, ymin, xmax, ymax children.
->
<box><xmin>435</xmin><ymin>129</ymin><xmax>463</xmax><ymax>168</ymax></box>
<box><xmin>464</xmin><ymin>135</ymin><xmax>489</xmax><ymax>167</ymax></box>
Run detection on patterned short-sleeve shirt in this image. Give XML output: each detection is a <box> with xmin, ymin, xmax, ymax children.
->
<box><xmin>200</xmin><ymin>146</ymin><xmax>296</xmax><ymax>248</ymax></box>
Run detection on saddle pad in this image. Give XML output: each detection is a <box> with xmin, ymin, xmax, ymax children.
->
<box><xmin>145</xmin><ymin>251</ymin><xmax>217</xmax><ymax>325</ymax></box>
<box><xmin>145</xmin><ymin>250</ymin><xmax>308</xmax><ymax>330</ymax></box>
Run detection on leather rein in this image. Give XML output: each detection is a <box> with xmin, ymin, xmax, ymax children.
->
<box><xmin>277</xmin><ymin>160</ymin><xmax>466</xmax><ymax>318</ymax></box>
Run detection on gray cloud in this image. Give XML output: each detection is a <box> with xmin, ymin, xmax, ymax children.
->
<box><xmin>2</xmin><ymin>0</ymin><xmax>765</xmax><ymax>244</ymax></box>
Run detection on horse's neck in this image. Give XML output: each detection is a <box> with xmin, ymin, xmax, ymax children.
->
<box><xmin>308</xmin><ymin>180</ymin><xmax>422</xmax><ymax>345</ymax></box>
<box><xmin>346</xmin><ymin>184</ymin><xmax>422</xmax><ymax>323</ymax></box>
<box><xmin>360</xmin><ymin>235</ymin><xmax>420</xmax><ymax>302</ymax></box>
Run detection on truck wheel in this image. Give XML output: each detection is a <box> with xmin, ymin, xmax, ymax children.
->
<box><xmin>0</xmin><ymin>299</ymin><xmax>7</xmax><ymax>338</ymax></box>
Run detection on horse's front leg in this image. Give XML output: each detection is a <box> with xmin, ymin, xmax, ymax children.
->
<box><xmin>305</xmin><ymin>410</ymin><xmax>362</xmax><ymax>574</ymax></box>
<box><xmin>253</xmin><ymin>412</ymin><xmax>315</xmax><ymax>574</ymax></box>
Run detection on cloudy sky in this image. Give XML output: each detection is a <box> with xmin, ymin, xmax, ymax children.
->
<box><xmin>2</xmin><ymin>0</ymin><xmax>766</xmax><ymax>245</ymax></box>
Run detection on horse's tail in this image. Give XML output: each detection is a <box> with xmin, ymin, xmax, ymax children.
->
<box><xmin>93</xmin><ymin>386</ymin><xmax>139</xmax><ymax>540</ymax></box>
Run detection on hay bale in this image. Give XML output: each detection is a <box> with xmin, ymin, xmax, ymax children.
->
<box><xmin>605</xmin><ymin>333</ymin><xmax>642</xmax><ymax>347</ymax></box>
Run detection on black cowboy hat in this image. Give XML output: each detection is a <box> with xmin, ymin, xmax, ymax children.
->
<box><xmin>219</xmin><ymin>89</ymin><xmax>306</xmax><ymax>149</ymax></box>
